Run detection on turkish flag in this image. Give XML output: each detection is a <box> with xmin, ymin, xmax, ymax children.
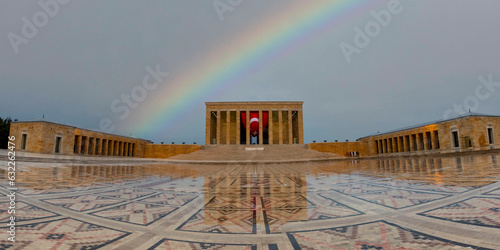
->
<box><xmin>241</xmin><ymin>111</ymin><xmax>268</xmax><ymax>137</ymax></box>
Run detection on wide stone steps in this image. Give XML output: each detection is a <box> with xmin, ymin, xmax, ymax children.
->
<box><xmin>168</xmin><ymin>144</ymin><xmax>342</xmax><ymax>161</ymax></box>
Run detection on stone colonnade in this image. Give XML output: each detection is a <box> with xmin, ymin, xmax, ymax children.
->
<box><xmin>205</xmin><ymin>102</ymin><xmax>304</xmax><ymax>145</ymax></box>
<box><xmin>373</xmin><ymin>126</ymin><xmax>440</xmax><ymax>155</ymax></box>
<box><xmin>73</xmin><ymin>130</ymin><xmax>139</xmax><ymax>157</ymax></box>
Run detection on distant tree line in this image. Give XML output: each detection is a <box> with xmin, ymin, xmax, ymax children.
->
<box><xmin>0</xmin><ymin>117</ymin><xmax>16</xmax><ymax>149</ymax></box>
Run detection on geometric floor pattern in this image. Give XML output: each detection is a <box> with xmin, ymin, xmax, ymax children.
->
<box><xmin>90</xmin><ymin>202</ymin><xmax>179</xmax><ymax>226</ymax></box>
<box><xmin>95</xmin><ymin>188</ymin><xmax>156</xmax><ymax>200</ymax></box>
<box><xmin>3</xmin><ymin>153</ymin><xmax>500</xmax><ymax>249</ymax></box>
<box><xmin>328</xmin><ymin>183</ymin><xmax>390</xmax><ymax>195</ymax></box>
<box><xmin>177</xmin><ymin>209</ymin><xmax>257</xmax><ymax>234</ymax></box>
<box><xmin>287</xmin><ymin>220</ymin><xmax>484</xmax><ymax>249</ymax></box>
<box><xmin>264</xmin><ymin>195</ymin><xmax>364</xmax><ymax>233</ymax></box>
<box><xmin>149</xmin><ymin>238</ymin><xmax>256</xmax><ymax>249</ymax></box>
<box><xmin>0</xmin><ymin>218</ymin><xmax>130</xmax><ymax>249</ymax></box>
<box><xmin>0</xmin><ymin>201</ymin><xmax>59</xmax><ymax>222</ymax></box>
<box><xmin>41</xmin><ymin>194</ymin><xmax>124</xmax><ymax>212</ymax></box>
<box><xmin>419</xmin><ymin>197</ymin><xmax>500</xmax><ymax>228</ymax></box>
<box><xmin>137</xmin><ymin>192</ymin><xmax>199</xmax><ymax>206</ymax></box>
<box><xmin>484</xmin><ymin>187</ymin><xmax>500</xmax><ymax>195</ymax></box>
<box><xmin>354</xmin><ymin>189</ymin><xmax>451</xmax><ymax>209</ymax></box>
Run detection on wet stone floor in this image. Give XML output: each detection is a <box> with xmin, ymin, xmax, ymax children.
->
<box><xmin>1</xmin><ymin>154</ymin><xmax>500</xmax><ymax>249</ymax></box>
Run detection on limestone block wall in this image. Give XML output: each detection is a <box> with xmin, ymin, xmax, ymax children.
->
<box><xmin>9</xmin><ymin>121</ymin><xmax>151</xmax><ymax>157</ymax></box>
<box><xmin>437</xmin><ymin>116</ymin><xmax>500</xmax><ymax>151</ymax></box>
<box><xmin>143</xmin><ymin>144</ymin><xmax>203</xmax><ymax>159</ymax></box>
<box><xmin>307</xmin><ymin>141</ymin><xmax>368</xmax><ymax>157</ymax></box>
<box><xmin>9</xmin><ymin>122</ymin><xmax>75</xmax><ymax>155</ymax></box>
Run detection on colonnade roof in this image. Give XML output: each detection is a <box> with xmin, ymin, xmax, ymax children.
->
<box><xmin>358</xmin><ymin>112</ymin><xmax>500</xmax><ymax>140</ymax></box>
<box><xmin>12</xmin><ymin>119</ymin><xmax>150</xmax><ymax>142</ymax></box>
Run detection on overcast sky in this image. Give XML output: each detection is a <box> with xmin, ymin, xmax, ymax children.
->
<box><xmin>1</xmin><ymin>0</ymin><xmax>499</xmax><ymax>143</ymax></box>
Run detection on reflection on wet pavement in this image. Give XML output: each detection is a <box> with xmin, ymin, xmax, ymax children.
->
<box><xmin>1</xmin><ymin>154</ymin><xmax>499</xmax><ymax>249</ymax></box>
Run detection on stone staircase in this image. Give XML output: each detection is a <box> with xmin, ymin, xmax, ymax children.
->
<box><xmin>168</xmin><ymin>144</ymin><xmax>342</xmax><ymax>162</ymax></box>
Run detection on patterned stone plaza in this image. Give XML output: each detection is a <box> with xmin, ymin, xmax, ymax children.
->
<box><xmin>1</xmin><ymin>153</ymin><xmax>499</xmax><ymax>249</ymax></box>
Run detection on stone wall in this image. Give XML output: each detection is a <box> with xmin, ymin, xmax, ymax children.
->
<box><xmin>437</xmin><ymin>116</ymin><xmax>500</xmax><ymax>152</ymax></box>
<box><xmin>359</xmin><ymin>115</ymin><xmax>500</xmax><ymax>156</ymax></box>
<box><xmin>307</xmin><ymin>141</ymin><xmax>368</xmax><ymax>157</ymax></box>
<box><xmin>143</xmin><ymin>144</ymin><xmax>203</xmax><ymax>158</ymax></box>
<box><xmin>9</xmin><ymin>122</ymin><xmax>75</xmax><ymax>154</ymax></box>
<box><xmin>9</xmin><ymin>121</ymin><xmax>151</xmax><ymax>157</ymax></box>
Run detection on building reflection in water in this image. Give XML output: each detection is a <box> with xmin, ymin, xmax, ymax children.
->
<box><xmin>2</xmin><ymin>154</ymin><xmax>498</xmax><ymax>193</ymax></box>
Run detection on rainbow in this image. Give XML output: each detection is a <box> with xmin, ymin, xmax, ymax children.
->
<box><xmin>126</xmin><ymin>0</ymin><xmax>384</xmax><ymax>140</ymax></box>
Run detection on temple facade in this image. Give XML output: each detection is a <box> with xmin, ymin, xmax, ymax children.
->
<box><xmin>205</xmin><ymin>101</ymin><xmax>304</xmax><ymax>145</ymax></box>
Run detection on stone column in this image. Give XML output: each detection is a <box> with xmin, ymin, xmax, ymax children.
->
<box><xmin>268</xmin><ymin>110</ymin><xmax>273</xmax><ymax>145</ymax></box>
<box><xmin>97</xmin><ymin>139</ymin><xmax>102</xmax><ymax>156</ymax></box>
<box><xmin>431</xmin><ymin>131</ymin><xmax>437</xmax><ymax>150</ymax></box>
<box><xmin>384</xmin><ymin>139</ymin><xmax>388</xmax><ymax>153</ymax></box>
<box><xmin>416</xmin><ymin>133</ymin><xmax>423</xmax><ymax>151</ymax></box>
<box><xmin>226</xmin><ymin>110</ymin><xmax>231</xmax><ymax>145</ymax></box>
<box><xmin>288</xmin><ymin>110</ymin><xmax>293</xmax><ymax>144</ymax></box>
<box><xmin>298</xmin><ymin>110</ymin><xmax>304</xmax><ymax>144</ymax></box>
<box><xmin>102</xmin><ymin>139</ymin><xmax>107</xmax><ymax>155</ymax></box>
<box><xmin>216</xmin><ymin>110</ymin><xmax>221</xmax><ymax>145</ymax></box>
<box><xmin>399</xmin><ymin>137</ymin><xmax>404</xmax><ymax>152</ymax></box>
<box><xmin>278</xmin><ymin>111</ymin><xmax>283</xmax><ymax>144</ymax></box>
<box><xmin>124</xmin><ymin>142</ymin><xmax>129</xmax><ymax>156</ymax></box>
<box><xmin>409</xmin><ymin>135</ymin><xmax>414</xmax><ymax>151</ymax></box>
<box><xmin>83</xmin><ymin>137</ymin><xmax>89</xmax><ymax>155</ymax></box>
<box><xmin>258</xmin><ymin>110</ymin><xmax>263</xmax><ymax>145</ymax></box>
<box><xmin>393</xmin><ymin>138</ymin><xmax>398</xmax><ymax>153</ymax></box>
<box><xmin>246</xmin><ymin>109</ymin><xmax>250</xmax><ymax>145</ymax></box>
<box><xmin>236</xmin><ymin>110</ymin><xmax>240</xmax><ymax>145</ymax></box>
<box><xmin>205</xmin><ymin>110</ymin><xmax>211</xmax><ymax>145</ymax></box>
<box><xmin>75</xmin><ymin>136</ymin><xmax>82</xmax><ymax>154</ymax></box>
<box><xmin>424</xmin><ymin>133</ymin><xmax>430</xmax><ymax>150</ymax></box>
